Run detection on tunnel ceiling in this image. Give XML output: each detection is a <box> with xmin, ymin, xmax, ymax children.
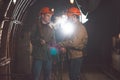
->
<box><xmin>1</xmin><ymin>0</ymin><xmax>120</xmax><ymax>21</ymax></box>
<box><xmin>0</xmin><ymin>0</ymin><xmax>120</xmax><ymax>13</ymax></box>
<box><xmin>29</xmin><ymin>0</ymin><xmax>102</xmax><ymax>14</ymax></box>
<box><xmin>0</xmin><ymin>0</ymin><xmax>120</xmax><ymax>36</ymax></box>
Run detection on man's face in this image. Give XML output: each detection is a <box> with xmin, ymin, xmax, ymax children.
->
<box><xmin>41</xmin><ymin>13</ymin><xmax>52</xmax><ymax>24</ymax></box>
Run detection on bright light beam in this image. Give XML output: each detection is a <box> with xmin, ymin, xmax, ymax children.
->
<box><xmin>56</xmin><ymin>15</ymin><xmax>68</xmax><ymax>24</ymax></box>
<box><xmin>61</xmin><ymin>22</ymin><xmax>74</xmax><ymax>35</ymax></box>
<box><xmin>55</xmin><ymin>15</ymin><xmax>75</xmax><ymax>35</ymax></box>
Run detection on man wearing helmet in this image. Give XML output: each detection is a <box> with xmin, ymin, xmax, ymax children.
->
<box><xmin>59</xmin><ymin>7</ymin><xmax>88</xmax><ymax>80</ymax></box>
<box><xmin>30</xmin><ymin>7</ymin><xmax>55</xmax><ymax>80</ymax></box>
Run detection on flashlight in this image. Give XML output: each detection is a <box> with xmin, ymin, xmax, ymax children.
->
<box><xmin>61</xmin><ymin>22</ymin><xmax>74</xmax><ymax>35</ymax></box>
<box><xmin>55</xmin><ymin>15</ymin><xmax>75</xmax><ymax>36</ymax></box>
<box><xmin>56</xmin><ymin>15</ymin><xmax>68</xmax><ymax>24</ymax></box>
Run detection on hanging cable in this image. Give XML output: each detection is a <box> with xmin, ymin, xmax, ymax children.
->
<box><xmin>75</xmin><ymin>0</ymin><xmax>88</xmax><ymax>23</ymax></box>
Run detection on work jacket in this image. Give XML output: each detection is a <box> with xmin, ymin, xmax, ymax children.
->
<box><xmin>59</xmin><ymin>21</ymin><xmax>88</xmax><ymax>59</ymax></box>
<box><xmin>30</xmin><ymin>21</ymin><xmax>55</xmax><ymax>60</ymax></box>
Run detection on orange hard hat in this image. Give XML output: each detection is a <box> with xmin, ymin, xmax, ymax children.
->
<box><xmin>39</xmin><ymin>7</ymin><xmax>53</xmax><ymax>15</ymax></box>
<box><xmin>67</xmin><ymin>7</ymin><xmax>81</xmax><ymax>16</ymax></box>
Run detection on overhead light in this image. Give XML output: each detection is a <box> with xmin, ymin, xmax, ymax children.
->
<box><xmin>13</xmin><ymin>0</ymin><xmax>16</xmax><ymax>4</ymax></box>
<box><xmin>70</xmin><ymin>0</ymin><xmax>74</xmax><ymax>4</ymax></box>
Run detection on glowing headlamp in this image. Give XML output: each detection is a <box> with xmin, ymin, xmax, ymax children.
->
<box><xmin>56</xmin><ymin>15</ymin><xmax>68</xmax><ymax>24</ymax></box>
<box><xmin>55</xmin><ymin>15</ymin><xmax>75</xmax><ymax>35</ymax></box>
<box><xmin>61</xmin><ymin>22</ymin><xmax>74</xmax><ymax>35</ymax></box>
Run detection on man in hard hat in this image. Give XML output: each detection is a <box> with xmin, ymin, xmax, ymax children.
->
<box><xmin>30</xmin><ymin>7</ymin><xmax>55</xmax><ymax>80</ymax></box>
<box><xmin>59</xmin><ymin>7</ymin><xmax>88</xmax><ymax>80</ymax></box>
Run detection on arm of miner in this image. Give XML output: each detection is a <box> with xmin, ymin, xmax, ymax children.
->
<box><xmin>59</xmin><ymin>24</ymin><xmax>88</xmax><ymax>50</ymax></box>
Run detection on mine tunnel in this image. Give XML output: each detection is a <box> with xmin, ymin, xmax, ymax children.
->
<box><xmin>0</xmin><ymin>0</ymin><xmax>120</xmax><ymax>80</ymax></box>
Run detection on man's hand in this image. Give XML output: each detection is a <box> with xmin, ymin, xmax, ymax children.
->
<box><xmin>60</xmin><ymin>47</ymin><xmax>66</xmax><ymax>53</ymax></box>
<box><xmin>40</xmin><ymin>39</ymin><xmax>46</xmax><ymax>45</ymax></box>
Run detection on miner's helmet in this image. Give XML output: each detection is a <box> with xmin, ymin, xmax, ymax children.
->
<box><xmin>39</xmin><ymin>7</ymin><xmax>54</xmax><ymax>15</ymax></box>
<box><xmin>67</xmin><ymin>7</ymin><xmax>81</xmax><ymax>16</ymax></box>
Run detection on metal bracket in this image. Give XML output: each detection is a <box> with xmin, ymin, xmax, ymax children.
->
<box><xmin>0</xmin><ymin>57</ymin><xmax>11</xmax><ymax>67</ymax></box>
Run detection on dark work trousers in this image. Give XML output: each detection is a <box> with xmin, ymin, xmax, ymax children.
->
<box><xmin>32</xmin><ymin>59</ymin><xmax>52</xmax><ymax>80</ymax></box>
<box><xmin>69</xmin><ymin>57</ymin><xmax>83</xmax><ymax>80</ymax></box>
